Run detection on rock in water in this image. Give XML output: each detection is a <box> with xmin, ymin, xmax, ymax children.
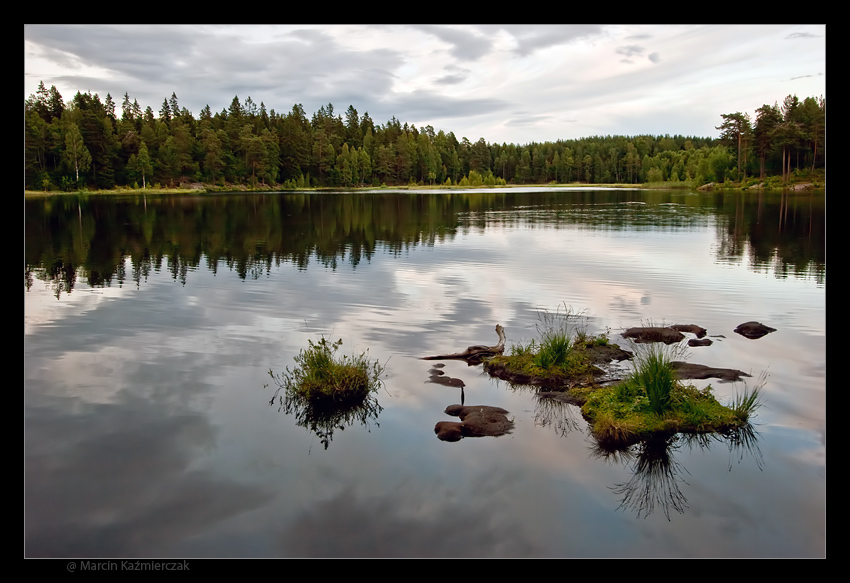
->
<box><xmin>734</xmin><ymin>321</ymin><xmax>776</xmax><ymax>340</ymax></box>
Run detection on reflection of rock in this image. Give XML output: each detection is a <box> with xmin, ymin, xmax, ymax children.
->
<box><xmin>687</xmin><ymin>338</ymin><xmax>712</xmax><ymax>347</ymax></box>
<box><xmin>427</xmin><ymin>365</ymin><xmax>465</xmax><ymax>388</ymax></box>
<box><xmin>434</xmin><ymin>405</ymin><xmax>514</xmax><ymax>441</ymax></box>
<box><xmin>671</xmin><ymin>362</ymin><xmax>750</xmax><ymax>382</ymax></box>
<box><xmin>734</xmin><ymin>321</ymin><xmax>776</xmax><ymax>339</ymax></box>
<box><xmin>622</xmin><ymin>327</ymin><xmax>686</xmax><ymax>344</ymax></box>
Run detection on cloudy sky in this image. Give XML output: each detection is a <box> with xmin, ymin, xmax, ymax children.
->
<box><xmin>24</xmin><ymin>24</ymin><xmax>825</xmax><ymax>145</ymax></box>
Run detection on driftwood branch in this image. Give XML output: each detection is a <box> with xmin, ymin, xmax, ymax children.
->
<box><xmin>422</xmin><ymin>325</ymin><xmax>506</xmax><ymax>364</ymax></box>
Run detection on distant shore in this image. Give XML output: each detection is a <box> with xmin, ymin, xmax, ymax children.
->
<box><xmin>25</xmin><ymin>178</ymin><xmax>824</xmax><ymax>198</ymax></box>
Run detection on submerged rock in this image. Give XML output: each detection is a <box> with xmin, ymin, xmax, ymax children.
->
<box><xmin>734</xmin><ymin>321</ymin><xmax>776</xmax><ymax>340</ymax></box>
<box><xmin>435</xmin><ymin>405</ymin><xmax>514</xmax><ymax>441</ymax></box>
<box><xmin>671</xmin><ymin>361</ymin><xmax>750</xmax><ymax>382</ymax></box>
<box><xmin>621</xmin><ymin>326</ymin><xmax>686</xmax><ymax>344</ymax></box>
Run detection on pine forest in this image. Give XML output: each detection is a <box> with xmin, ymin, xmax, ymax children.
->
<box><xmin>24</xmin><ymin>83</ymin><xmax>825</xmax><ymax>192</ymax></box>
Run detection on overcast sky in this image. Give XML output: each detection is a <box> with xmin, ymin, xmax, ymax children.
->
<box><xmin>24</xmin><ymin>24</ymin><xmax>825</xmax><ymax>145</ymax></box>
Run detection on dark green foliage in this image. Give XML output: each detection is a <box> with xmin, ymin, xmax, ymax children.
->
<box><xmin>24</xmin><ymin>83</ymin><xmax>825</xmax><ymax>191</ymax></box>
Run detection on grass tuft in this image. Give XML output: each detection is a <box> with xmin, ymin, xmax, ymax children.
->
<box><xmin>728</xmin><ymin>371</ymin><xmax>767</xmax><ymax>422</ymax></box>
<box><xmin>630</xmin><ymin>341</ymin><xmax>685</xmax><ymax>416</ymax></box>
<box><xmin>269</xmin><ymin>336</ymin><xmax>385</xmax><ymax>406</ymax></box>
<box><xmin>532</xmin><ymin>304</ymin><xmax>578</xmax><ymax>369</ymax></box>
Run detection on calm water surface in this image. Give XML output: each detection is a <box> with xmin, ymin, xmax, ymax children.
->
<box><xmin>25</xmin><ymin>188</ymin><xmax>825</xmax><ymax>557</ymax></box>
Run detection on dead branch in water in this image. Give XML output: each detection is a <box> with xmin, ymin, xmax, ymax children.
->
<box><xmin>421</xmin><ymin>324</ymin><xmax>506</xmax><ymax>364</ymax></box>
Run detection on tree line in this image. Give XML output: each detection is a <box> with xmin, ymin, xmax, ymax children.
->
<box><xmin>24</xmin><ymin>82</ymin><xmax>825</xmax><ymax>191</ymax></box>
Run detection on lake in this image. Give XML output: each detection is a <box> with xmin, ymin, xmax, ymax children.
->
<box><xmin>24</xmin><ymin>187</ymin><xmax>825</xmax><ymax>558</ymax></box>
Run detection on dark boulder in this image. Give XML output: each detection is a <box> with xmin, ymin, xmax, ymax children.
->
<box><xmin>621</xmin><ymin>326</ymin><xmax>685</xmax><ymax>344</ymax></box>
<box><xmin>671</xmin><ymin>361</ymin><xmax>750</xmax><ymax>382</ymax></box>
<box><xmin>734</xmin><ymin>321</ymin><xmax>776</xmax><ymax>340</ymax></box>
<box><xmin>435</xmin><ymin>405</ymin><xmax>514</xmax><ymax>441</ymax></box>
<box><xmin>671</xmin><ymin>324</ymin><xmax>708</xmax><ymax>338</ymax></box>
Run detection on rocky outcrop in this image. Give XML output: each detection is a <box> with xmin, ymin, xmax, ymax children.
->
<box><xmin>734</xmin><ymin>321</ymin><xmax>776</xmax><ymax>340</ymax></box>
<box><xmin>426</xmin><ymin>364</ymin><xmax>465</xmax><ymax>388</ymax></box>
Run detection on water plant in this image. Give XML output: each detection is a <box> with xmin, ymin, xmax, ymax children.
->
<box><xmin>532</xmin><ymin>303</ymin><xmax>579</xmax><ymax>369</ymax></box>
<box><xmin>269</xmin><ymin>336</ymin><xmax>385</xmax><ymax>406</ymax></box>
<box><xmin>580</xmin><ymin>344</ymin><xmax>765</xmax><ymax>448</ymax></box>
<box><xmin>486</xmin><ymin>305</ymin><xmax>620</xmax><ymax>387</ymax></box>
<box><xmin>267</xmin><ymin>336</ymin><xmax>386</xmax><ymax>451</ymax></box>
<box><xmin>629</xmin><ymin>340</ymin><xmax>687</xmax><ymax>415</ymax></box>
<box><xmin>727</xmin><ymin>371</ymin><xmax>767</xmax><ymax>422</ymax></box>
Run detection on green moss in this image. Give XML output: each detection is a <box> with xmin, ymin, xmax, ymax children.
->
<box><xmin>580</xmin><ymin>380</ymin><xmax>755</xmax><ymax>447</ymax></box>
<box><xmin>577</xmin><ymin>354</ymin><xmax>765</xmax><ymax>449</ymax></box>
<box><xmin>487</xmin><ymin>342</ymin><xmax>602</xmax><ymax>385</ymax></box>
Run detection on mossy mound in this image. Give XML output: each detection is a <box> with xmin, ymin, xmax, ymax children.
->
<box><xmin>484</xmin><ymin>341</ymin><xmax>632</xmax><ymax>389</ymax></box>
<box><xmin>579</xmin><ymin>382</ymin><xmax>754</xmax><ymax>448</ymax></box>
<box><xmin>482</xmin><ymin>327</ymin><xmax>760</xmax><ymax>450</ymax></box>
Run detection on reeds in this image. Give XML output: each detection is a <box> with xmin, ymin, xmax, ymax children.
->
<box><xmin>629</xmin><ymin>341</ymin><xmax>686</xmax><ymax>416</ymax></box>
<box><xmin>532</xmin><ymin>303</ymin><xmax>581</xmax><ymax>369</ymax></box>
<box><xmin>728</xmin><ymin>371</ymin><xmax>767</xmax><ymax>421</ymax></box>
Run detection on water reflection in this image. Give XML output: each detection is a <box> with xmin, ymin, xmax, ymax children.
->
<box><xmin>592</xmin><ymin>424</ymin><xmax>763</xmax><ymax>521</ymax></box>
<box><xmin>530</xmin><ymin>392</ymin><xmax>585</xmax><ymax>438</ymax></box>
<box><xmin>24</xmin><ymin>188</ymin><xmax>824</xmax><ymax>557</ymax></box>
<box><xmin>25</xmin><ymin>189</ymin><xmax>825</xmax><ymax>298</ymax></box>
<box><xmin>267</xmin><ymin>371</ymin><xmax>383</xmax><ymax>453</ymax></box>
<box><xmin>499</xmin><ymin>376</ymin><xmax>765</xmax><ymax>522</ymax></box>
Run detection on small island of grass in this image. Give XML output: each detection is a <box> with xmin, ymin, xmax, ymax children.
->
<box><xmin>269</xmin><ymin>336</ymin><xmax>385</xmax><ymax>407</ymax></box>
<box><xmin>482</xmin><ymin>308</ymin><xmax>762</xmax><ymax>449</ymax></box>
<box><xmin>267</xmin><ymin>336</ymin><xmax>385</xmax><ymax>450</ymax></box>
<box><xmin>269</xmin><ymin>337</ymin><xmax>384</xmax><ymax>406</ymax></box>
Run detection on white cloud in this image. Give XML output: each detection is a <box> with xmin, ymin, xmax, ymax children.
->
<box><xmin>24</xmin><ymin>24</ymin><xmax>826</xmax><ymax>145</ymax></box>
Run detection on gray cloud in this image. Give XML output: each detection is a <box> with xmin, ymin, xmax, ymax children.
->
<box><xmin>24</xmin><ymin>24</ymin><xmax>827</xmax><ymax>145</ymax></box>
<box><xmin>503</xmin><ymin>113</ymin><xmax>556</xmax><ymax>127</ymax></box>
<box><xmin>410</xmin><ymin>25</ymin><xmax>493</xmax><ymax>61</ymax></box>
<box><xmin>616</xmin><ymin>45</ymin><xmax>645</xmax><ymax>58</ymax></box>
<box><xmin>436</xmin><ymin>73</ymin><xmax>466</xmax><ymax>85</ymax></box>
<box><xmin>494</xmin><ymin>24</ymin><xmax>606</xmax><ymax>56</ymax></box>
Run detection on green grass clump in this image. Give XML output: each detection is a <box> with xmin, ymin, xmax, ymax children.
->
<box><xmin>630</xmin><ymin>342</ymin><xmax>681</xmax><ymax>415</ymax></box>
<box><xmin>269</xmin><ymin>337</ymin><xmax>385</xmax><ymax>406</ymax></box>
<box><xmin>488</xmin><ymin>305</ymin><xmax>611</xmax><ymax>386</ymax></box>
<box><xmin>580</xmin><ymin>351</ymin><xmax>765</xmax><ymax>448</ymax></box>
<box><xmin>532</xmin><ymin>304</ymin><xmax>577</xmax><ymax>369</ymax></box>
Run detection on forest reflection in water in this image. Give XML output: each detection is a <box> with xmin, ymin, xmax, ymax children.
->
<box><xmin>25</xmin><ymin>188</ymin><xmax>824</xmax><ymax>296</ymax></box>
